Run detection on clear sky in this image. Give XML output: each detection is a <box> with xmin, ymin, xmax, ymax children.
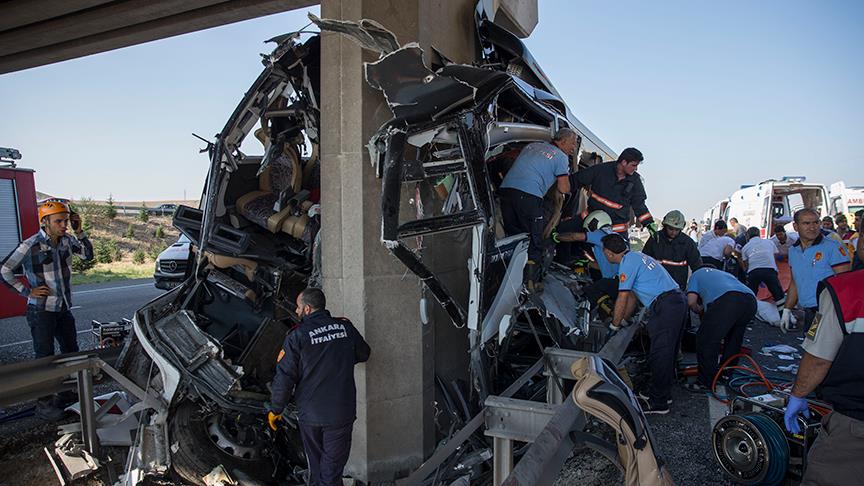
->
<box><xmin>1</xmin><ymin>0</ymin><xmax>861</xmax><ymax>221</ymax></box>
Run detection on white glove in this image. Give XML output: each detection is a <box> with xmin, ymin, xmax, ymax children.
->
<box><xmin>780</xmin><ymin>308</ymin><xmax>793</xmax><ymax>334</ymax></box>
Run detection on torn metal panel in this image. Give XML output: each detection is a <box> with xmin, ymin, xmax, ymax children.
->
<box><xmin>389</xmin><ymin>242</ymin><xmax>467</xmax><ymax>328</ymax></box>
<box><xmin>152</xmin><ymin>311</ymin><xmax>243</xmax><ymax>399</ymax></box>
<box><xmin>308</xmin><ymin>13</ymin><xmax>400</xmax><ymax>55</ymax></box>
<box><xmin>480</xmin><ymin>237</ymin><xmax>527</xmax><ymax>345</ymax></box>
<box><xmin>365</xmin><ymin>45</ymin><xmax>475</xmax><ymax>124</ymax></box>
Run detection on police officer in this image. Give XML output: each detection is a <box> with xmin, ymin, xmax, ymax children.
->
<box><xmin>784</xmin><ymin>269</ymin><xmax>864</xmax><ymax>485</ymax></box>
<box><xmin>268</xmin><ymin>288</ymin><xmax>371</xmax><ymax>486</ymax></box>
<box><xmin>642</xmin><ymin>210</ymin><xmax>702</xmax><ymax>290</ymax></box>
<box><xmin>781</xmin><ymin>209</ymin><xmax>850</xmax><ymax>333</ymax></box>
<box><xmin>602</xmin><ymin>234</ymin><xmax>687</xmax><ymax>414</ymax></box>
<box><xmin>573</xmin><ymin>147</ymin><xmax>655</xmax><ymax>236</ymax></box>
<box><xmin>685</xmin><ymin>266</ymin><xmax>757</xmax><ymax>392</ymax></box>
<box><xmin>555</xmin><ymin>210</ymin><xmax>620</xmax><ymax>318</ymax></box>
<box><xmin>499</xmin><ymin>128</ymin><xmax>577</xmax><ymax>290</ymax></box>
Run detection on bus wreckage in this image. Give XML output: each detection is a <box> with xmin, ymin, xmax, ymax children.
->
<box><xmin>21</xmin><ymin>6</ymin><xmax>671</xmax><ymax>486</ymax></box>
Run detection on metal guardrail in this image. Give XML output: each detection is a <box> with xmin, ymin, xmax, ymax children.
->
<box><xmin>501</xmin><ymin>323</ymin><xmax>640</xmax><ymax>485</ymax></box>
<box><xmin>399</xmin><ymin>321</ymin><xmax>639</xmax><ymax>486</ymax></box>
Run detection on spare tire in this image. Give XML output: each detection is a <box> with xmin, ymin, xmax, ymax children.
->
<box><xmin>168</xmin><ymin>400</ymin><xmax>275</xmax><ymax>485</ymax></box>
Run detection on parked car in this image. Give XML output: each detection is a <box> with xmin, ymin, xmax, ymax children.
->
<box><xmin>117</xmin><ymin>7</ymin><xmax>617</xmax><ymax>485</ymax></box>
<box><xmin>149</xmin><ymin>203</ymin><xmax>178</xmax><ymax>216</ymax></box>
<box><xmin>153</xmin><ymin>234</ymin><xmax>190</xmax><ymax>289</ymax></box>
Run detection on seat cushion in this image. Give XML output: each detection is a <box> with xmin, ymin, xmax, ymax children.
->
<box><xmin>236</xmin><ymin>191</ymin><xmax>293</xmax><ymax>233</ymax></box>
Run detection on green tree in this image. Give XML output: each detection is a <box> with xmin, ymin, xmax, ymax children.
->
<box><xmin>71</xmin><ymin>255</ymin><xmax>95</xmax><ymax>273</ymax></box>
<box><xmin>104</xmin><ymin>194</ymin><xmax>117</xmax><ymax>220</ymax></box>
<box><xmin>94</xmin><ymin>238</ymin><xmax>114</xmax><ymax>264</ymax></box>
<box><xmin>132</xmin><ymin>249</ymin><xmax>146</xmax><ymax>264</ymax></box>
<box><xmin>139</xmin><ymin>202</ymin><xmax>149</xmax><ymax>222</ymax></box>
<box><xmin>124</xmin><ymin>222</ymin><xmax>135</xmax><ymax>238</ymax></box>
<box><xmin>81</xmin><ymin>215</ymin><xmax>92</xmax><ymax>232</ymax></box>
<box><xmin>154</xmin><ymin>225</ymin><xmax>165</xmax><ymax>238</ymax></box>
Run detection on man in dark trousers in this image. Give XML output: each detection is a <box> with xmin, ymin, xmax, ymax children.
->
<box><xmin>685</xmin><ymin>266</ymin><xmax>757</xmax><ymax>392</ymax></box>
<box><xmin>740</xmin><ymin>226</ymin><xmax>785</xmax><ymax>305</ymax></box>
<box><xmin>268</xmin><ymin>288</ymin><xmax>371</xmax><ymax>486</ymax></box>
<box><xmin>573</xmin><ymin>147</ymin><xmax>655</xmax><ymax>236</ymax></box>
<box><xmin>784</xmin><ymin>269</ymin><xmax>864</xmax><ymax>485</ymax></box>
<box><xmin>602</xmin><ymin>234</ymin><xmax>688</xmax><ymax>414</ymax></box>
<box><xmin>499</xmin><ymin>128</ymin><xmax>577</xmax><ymax>290</ymax></box>
<box><xmin>642</xmin><ymin>209</ymin><xmax>702</xmax><ymax>290</ymax></box>
<box><xmin>1</xmin><ymin>200</ymin><xmax>93</xmax><ymax>420</ymax></box>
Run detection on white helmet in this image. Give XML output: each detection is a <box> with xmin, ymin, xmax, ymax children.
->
<box><xmin>584</xmin><ymin>210</ymin><xmax>612</xmax><ymax>231</ymax></box>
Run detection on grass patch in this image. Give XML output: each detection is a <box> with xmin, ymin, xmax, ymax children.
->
<box><xmin>72</xmin><ymin>261</ymin><xmax>153</xmax><ymax>285</ymax></box>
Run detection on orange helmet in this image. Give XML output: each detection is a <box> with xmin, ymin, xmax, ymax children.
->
<box><xmin>38</xmin><ymin>200</ymin><xmax>71</xmax><ymax>222</ymax></box>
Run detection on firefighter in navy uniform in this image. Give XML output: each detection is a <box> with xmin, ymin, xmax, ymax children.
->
<box><xmin>642</xmin><ymin>210</ymin><xmax>703</xmax><ymax>290</ymax></box>
<box><xmin>572</xmin><ymin>147</ymin><xmax>656</xmax><ymax>235</ymax></box>
<box><xmin>268</xmin><ymin>288</ymin><xmax>371</xmax><ymax>486</ymax></box>
<box><xmin>784</xmin><ymin>269</ymin><xmax>864</xmax><ymax>486</ymax></box>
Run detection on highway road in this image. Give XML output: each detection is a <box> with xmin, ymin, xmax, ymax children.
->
<box><xmin>0</xmin><ymin>278</ymin><xmax>164</xmax><ymax>365</ymax></box>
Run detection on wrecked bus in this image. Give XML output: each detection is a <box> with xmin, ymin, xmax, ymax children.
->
<box><xmin>116</xmin><ymin>7</ymin><xmax>627</xmax><ymax>485</ymax></box>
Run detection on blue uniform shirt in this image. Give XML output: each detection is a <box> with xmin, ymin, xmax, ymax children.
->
<box><xmin>617</xmin><ymin>251</ymin><xmax>679</xmax><ymax>306</ymax></box>
<box><xmin>586</xmin><ymin>228</ymin><xmax>620</xmax><ymax>279</ymax></box>
<box><xmin>500</xmin><ymin>142</ymin><xmax>570</xmax><ymax>198</ymax></box>
<box><xmin>687</xmin><ymin>267</ymin><xmax>754</xmax><ymax>310</ymax></box>
<box><xmin>788</xmin><ymin>234</ymin><xmax>849</xmax><ymax>308</ymax></box>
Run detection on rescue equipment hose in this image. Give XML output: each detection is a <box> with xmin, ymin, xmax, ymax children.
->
<box><xmin>743</xmin><ymin>413</ymin><xmax>789</xmax><ymax>486</ymax></box>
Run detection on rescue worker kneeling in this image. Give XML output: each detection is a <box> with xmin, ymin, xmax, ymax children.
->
<box><xmin>685</xmin><ymin>266</ymin><xmax>757</xmax><ymax>392</ymax></box>
<box><xmin>268</xmin><ymin>288</ymin><xmax>371</xmax><ymax>486</ymax></box>
<box><xmin>602</xmin><ymin>234</ymin><xmax>687</xmax><ymax>414</ymax></box>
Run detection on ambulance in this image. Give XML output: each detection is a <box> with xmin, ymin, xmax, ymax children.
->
<box><xmin>717</xmin><ymin>176</ymin><xmax>830</xmax><ymax>238</ymax></box>
<box><xmin>829</xmin><ymin>181</ymin><xmax>864</xmax><ymax>222</ymax></box>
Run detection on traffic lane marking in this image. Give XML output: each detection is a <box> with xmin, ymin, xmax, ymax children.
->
<box><xmin>75</xmin><ymin>282</ymin><xmax>155</xmax><ymax>295</ymax></box>
<box><xmin>0</xmin><ymin>329</ymin><xmax>92</xmax><ymax>349</ymax></box>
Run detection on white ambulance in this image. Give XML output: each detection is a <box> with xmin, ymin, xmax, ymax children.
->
<box><xmin>716</xmin><ymin>177</ymin><xmax>830</xmax><ymax>238</ymax></box>
<box><xmin>829</xmin><ymin>181</ymin><xmax>864</xmax><ymax>221</ymax></box>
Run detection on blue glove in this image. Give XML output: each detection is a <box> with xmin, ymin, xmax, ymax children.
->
<box><xmin>784</xmin><ymin>395</ymin><xmax>810</xmax><ymax>434</ymax></box>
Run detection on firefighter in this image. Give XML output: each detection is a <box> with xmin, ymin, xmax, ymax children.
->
<box><xmin>781</xmin><ymin>209</ymin><xmax>850</xmax><ymax>333</ymax></box>
<box><xmin>572</xmin><ymin>147</ymin><xmax>655</xmax><ymax>236</ymax></box>
<box><xmin>499</xmin><ymin>128</ymin><xmax>577</xmax><ymax>290</ymax></box>
<box><xmin>784</xmin><ymin>269</ymin><xmax>864</xmax><ymax>485</ymax></box>
<box><xmin>642</xmin><ymin>210</ymin><xmax>702</xmax><ymax>290</ymax></box>
<box><xmin>685</xmin><ymin>266</ymin><xmax>757</xmax><ymax>392</ymax></box>
<box><xmin>602</xmin><ymin>234</ymin><xmax>687</xmax><ymax>414</ymax></box>
<box><xmin>555</xmin><ymin>210</ymin><xmax>620</xmax><ymax>318</ymax></box>
<box><xmin>268</xmin><ymin>288</ymin><xmax>371</xmax><ymax>486</ymax></box>
<box><xmin>0</xmin><ymin>200</ymin><xmax>93</xmax><ymax>420</ymax></box>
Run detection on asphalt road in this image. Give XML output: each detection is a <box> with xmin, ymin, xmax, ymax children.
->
<box><xmin>0</xmin><ymin>278</ymin><xmax>164</xmax><ymax>365</ymax></box>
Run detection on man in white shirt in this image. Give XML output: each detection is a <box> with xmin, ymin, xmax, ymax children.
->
<box><xmin>699</xmin><ymin>220</ymin><xmax>735</xmax><ymax>270</ymax></box>
<box><xmin>741</xmin><ymin>227</ymin><xmax>785</xmax><ymax>304</ymax></box>
<box><xmin>770</xmin><ymin>225</ymin><xmax>798</xmax><ymax>260</ymax></box>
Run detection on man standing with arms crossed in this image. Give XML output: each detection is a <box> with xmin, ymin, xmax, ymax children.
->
<box><xmin>1</xmin><ymin>200</ymin><xmax>93</xmax><ymax>420</ymax></box>
<box><xmin>781</xmin><ymin>209</ymin><xmax>850</xmax><ymax>333</ymax></box>
<box><xmin>499</xmin><ymin>128</ymin><xmax>577</xmax><ymax>290</ymax></box>
<box><xmin>268</xmin><ymin>288</ymin><xmax>371</xmax><ymax>486</ymax></box>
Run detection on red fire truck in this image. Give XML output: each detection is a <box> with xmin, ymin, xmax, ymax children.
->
<box><xmin>0</xmin><ymin>147</ymin><xmax>38</xmax><ymax>319</ymax></box>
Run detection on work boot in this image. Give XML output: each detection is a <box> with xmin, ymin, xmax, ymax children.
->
<box><xmin>35</xmin><ymin>398</ymin><xmax>66</xmax><ymax>422</ymax></box>
<box><xmin>523</xmin><ymin>260</ymin><xmax>543</xmax><ymax>293</ymax></box>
